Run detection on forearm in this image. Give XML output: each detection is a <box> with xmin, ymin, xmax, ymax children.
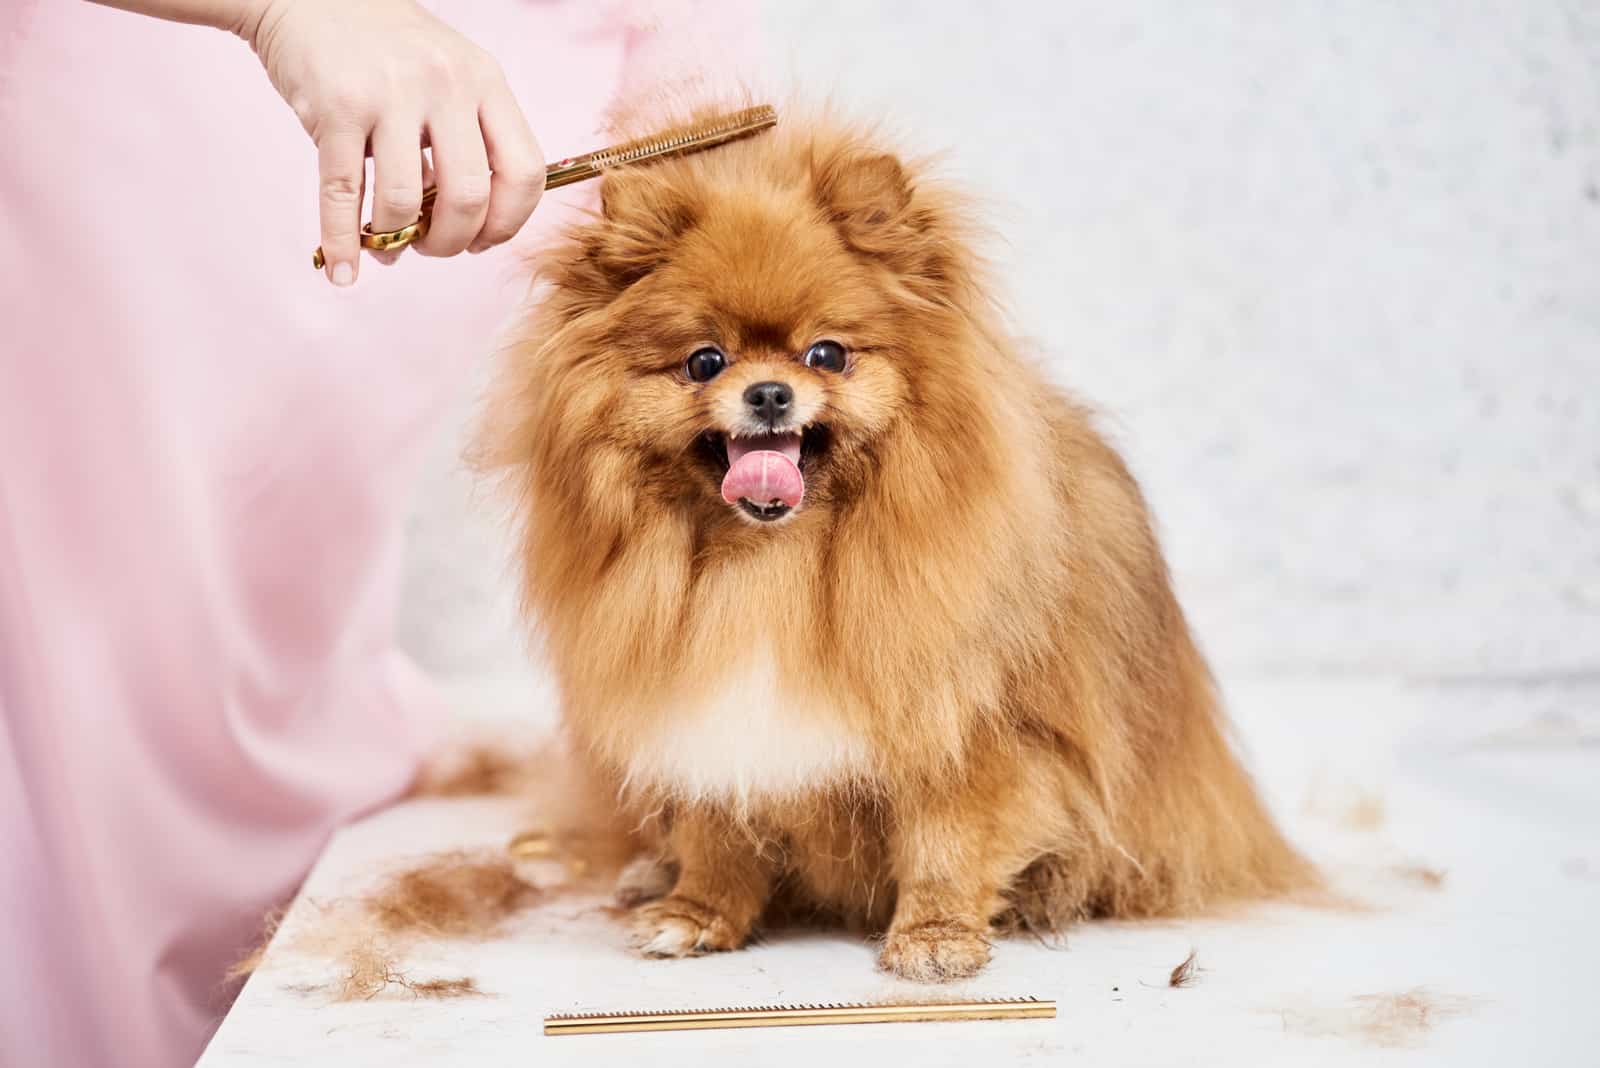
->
<box><xmin>86</xmin><ymin>0</ymin><xmax>268</xmax><ymax>38</ymax></box>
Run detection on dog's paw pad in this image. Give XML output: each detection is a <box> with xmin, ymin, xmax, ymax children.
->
<box><xmin>630</xmin><ymin>896</ymin><xmax>742</xmax><ymax>958</ymax></box>
<box><xmin>878</xmin><ymin>922</ymin><xmax>991</xmax><ymax>982</ymax></box>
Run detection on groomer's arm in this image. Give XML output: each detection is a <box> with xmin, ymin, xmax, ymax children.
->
<box><xmin>86</xmin><ymin>1</ymin><xmax>258</xmax><ymax>32</ymax></box>
<box><xmin>88</xmin><ymin>0</ymin><xmax>546</xmax><ymax>286</ymax></box>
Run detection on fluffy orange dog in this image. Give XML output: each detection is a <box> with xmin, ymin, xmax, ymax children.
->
<box><xmin>481</xmin><ymin>109</ymin><xmax>1315</xmax><ymax>980</ymax></box>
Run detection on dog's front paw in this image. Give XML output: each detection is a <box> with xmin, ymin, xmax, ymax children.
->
<box><xmin>631</xmin><ymin>895</ymin><xmax>746</xmax><ymax>958</ymax></box>
<box><xmin>878</xmin><ymin>922</ymin><xmax>991</xmax><ymax>982</ymax></box>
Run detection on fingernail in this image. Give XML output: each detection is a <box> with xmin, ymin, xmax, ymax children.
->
<box><xmin>330</xmin><ymin>262</ymin><xmax>355</xmax><ymax>287</ymax></box>
<box><xmin>467</xmin><ymin>242</ymin><xmax>487</xmax><ymax>255</ymax></box>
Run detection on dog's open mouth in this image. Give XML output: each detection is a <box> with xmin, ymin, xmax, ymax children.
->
<box><xmin>701</xmin><ymin>428</ymin><xmax>829</xmax><ymax>522</ymax></box>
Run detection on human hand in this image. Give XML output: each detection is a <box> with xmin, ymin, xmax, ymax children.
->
<box><xmin>244</xmin><ymin>0</ymin><xmax>545</xmax><ymax>285</ymax></box>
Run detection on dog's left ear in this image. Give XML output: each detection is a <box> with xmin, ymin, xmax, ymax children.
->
<box><xmin>812</xmin><ymin>149</ymin><xmax>959</xmax><ymax>292</ymax></box>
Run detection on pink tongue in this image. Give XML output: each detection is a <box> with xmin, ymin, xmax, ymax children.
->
<box><xmin>720</xmin><ymin>433</ymin><xmax>804</xmax><ymax>508</ymax></box>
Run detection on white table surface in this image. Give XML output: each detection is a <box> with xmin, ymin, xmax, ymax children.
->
<box><xmin>199</xmin><ymin>677</ymin><xmax>1598</xmax><ymax>1067</ymax></box>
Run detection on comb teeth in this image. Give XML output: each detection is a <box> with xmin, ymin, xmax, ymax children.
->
<box><xmin>544</xmin><ymin>996</ymin><xmax>1054</xmax><ymax>1035</ymax></box>
<box><xmin>586</xmin><ymin>105</ymin><xmax>779</xmax><ymax>171</ymax></box>
<box><xmin>546</xmin><ymin>996</ymin><xmax>1042</xmax><ymax>1020</ymax></box>
<box><xmin>540</xmin><ymin>105</ymin><xmax>778</xmax><ymax>191</ymax></box>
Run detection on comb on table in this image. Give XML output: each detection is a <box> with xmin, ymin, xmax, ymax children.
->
<box><xmin>544</xmin><ymin>996</ymin><xmax>1055</xmax><ymax>1036</ymax></box>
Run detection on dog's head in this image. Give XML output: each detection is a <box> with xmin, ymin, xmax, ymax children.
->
<box><xmin>490</xmin><ymin>115</ymin><xmax>992</xmax><ymax>538</ymax></box>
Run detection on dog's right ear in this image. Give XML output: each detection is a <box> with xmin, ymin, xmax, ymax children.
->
<box><xmin>576</xmin><ymin>173</ymin><xmax>701</xmax><ymax>290</ymax></box>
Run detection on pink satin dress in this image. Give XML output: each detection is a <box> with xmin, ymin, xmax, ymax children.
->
<box><xmin>0</xmin><ymin>2</ymin><xmax>754</xmax><ymax>1064</ymax></box>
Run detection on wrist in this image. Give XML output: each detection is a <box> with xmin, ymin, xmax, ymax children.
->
<box><xmin>219</xmin><ymin>0</ymin><xmax>276</xmax><ymax>45</ymax></box>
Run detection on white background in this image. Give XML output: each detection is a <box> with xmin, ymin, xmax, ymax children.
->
<box><xmin>397</xmin><ymin>0</ymin><xmax>1600</xmax><ymax>697</ymax></box>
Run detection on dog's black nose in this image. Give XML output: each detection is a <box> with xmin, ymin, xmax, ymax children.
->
<box><xmin>743</xmin><ymin>380</ymin><xmax>793</xmax><ymax>425</ymax></box>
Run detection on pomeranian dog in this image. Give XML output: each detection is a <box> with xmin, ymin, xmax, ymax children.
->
<box><xmin>480</xmin><ymin>107</ymin><xmax>1316</xmax><ymax>981</ymax></box>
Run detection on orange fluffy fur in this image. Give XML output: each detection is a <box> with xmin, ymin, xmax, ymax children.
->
<box><xmin>479</xmin><ymin>106</ymin><xmax>1316</xmax><ymax>981</ymax></box>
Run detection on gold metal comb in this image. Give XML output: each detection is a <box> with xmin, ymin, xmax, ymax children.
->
<box><xmin>311</xmin><ymin>104</ymin><xmax>778</xmax><ymax>269</ymax></box>
<box><xmin>544</xmin><ymin>996</ymin><xmax>1055</xmax><ymax>1036</ymax></box>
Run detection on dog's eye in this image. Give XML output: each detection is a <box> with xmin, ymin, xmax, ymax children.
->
<box><xmin>684</xmin><ymin>347</ymin><xmax>726</xmax><ymax>382</ymax></box>
<box><xmin>803</xmin><ymin>340</ymin><xmax>847</xmax><ymax>372</ymax></box>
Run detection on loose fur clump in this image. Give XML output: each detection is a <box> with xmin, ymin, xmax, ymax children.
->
<box><xmin>1393</xmin><ymin>865</ymin><xmax>1446</xmax><ymax>889</ymax></box>
<box><xmin>224</xmin><ymin>906</ymin><xmax>285</xmax><ymax>982</ymax></box>
<box><xmin>1280</xmin><ymin>989</ymin><xmax>1476</xmax><ymax>1048</ymax></box>
<box><xmin>1303</xmin><ymin>780</ymin><xmax>1387</xmax><ymax>832</ymax></box>
<box><xmin>409</xmin><ymin>977</ymin><xmax>484</xmax><ymax>999</ymax></box>
<box><xmin>365</xmin><ymin>852</ymin><xmax>540</xmax><ymax>939</ymax></box>
<box><xmin>230</xmin><ymin>853</ymin><xmax>536</xmax><ymax>1000</ymax></box>
<box><xmin>336</xmin><ymin>941</ymin><xmax>409</xmax><ymax>1000</ymax></box>
<box><xmin>1168</xmin><ymin>949</ymin><xmax>1199</xmax><ymax>988</ymax></box>
<box><xmin>479</xmin><ymin>101</ymin><xmax>1318</xmax><ymax>981</ymax></box>
<box><xmin>335</xmin><ymin>940</ymin><xmax>483</xmax><ymax>1002</ymax></box>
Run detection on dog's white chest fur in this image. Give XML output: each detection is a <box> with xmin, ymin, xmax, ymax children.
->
<box><xmin>625</xmin><ymin>650</ymin><xmax>867</xmax><ymax>803</ymax></box>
